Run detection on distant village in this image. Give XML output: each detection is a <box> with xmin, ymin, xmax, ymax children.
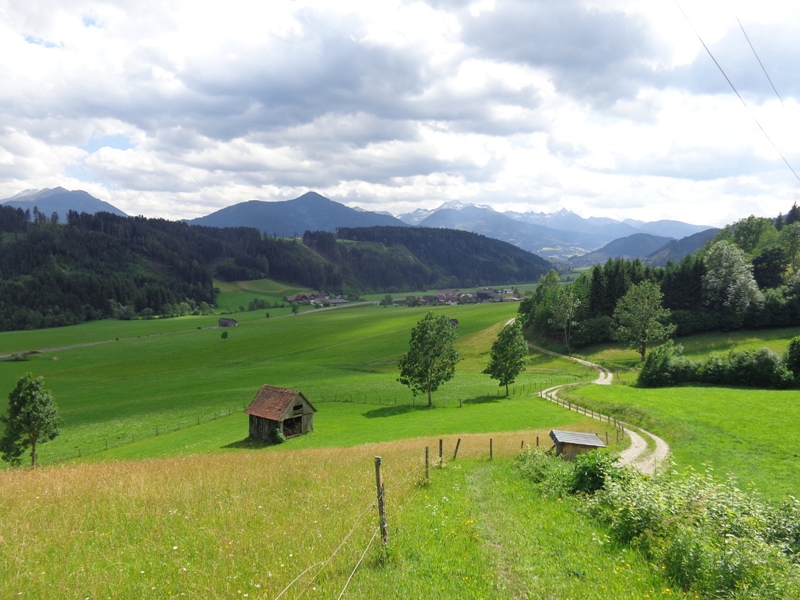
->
<box><xmin>283</xmin><ymin>287</ymin><xmax>523</xmax><ymax>307</ymax></box>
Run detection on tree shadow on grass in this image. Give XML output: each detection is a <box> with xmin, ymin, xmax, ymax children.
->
<box><xmin>462</xmin><ymin>394</ymin><xmax>502</xmax><ymax>406</ymax></box>
<box><xmin>363</xmin><ymin>405</ymin><xmax>434</xmax><ymax>419</ymax></box>
<box><xmin>222</xmin><ymin>437</ymin><xmax>273</xmax><ymax>450</ymax></box>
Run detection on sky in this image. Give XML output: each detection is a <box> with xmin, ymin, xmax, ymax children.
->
<box><xmin>1</xmin><ymin>0</ymin><xmax>799</xmax><ymax>227</ymax></box>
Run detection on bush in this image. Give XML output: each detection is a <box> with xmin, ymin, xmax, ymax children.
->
<box><xmin>784</xmin><ymin>336</ymin><xmax>800</xmax><ymax>378</ymax></box>
<box><xmin>589</xmin><ymin>468</ymin><xmax>800</xmax><ymax>598</ymax></box>
<box><xmin>637</xmin><ymin>341</ymin><xmax>699</xmax><ymax>388</ymax></box>
<box><xmin>268</xmin><ymin>426</ymin><xmax>286</xmax><ymax>445</ymax></box>
<box><xmin>698</xmin><ymin>353</ymin><xmax>728</xmax><ymax>384</ymax></box>
<box><xmin>726</xmin><ymin>348</ymin><xmax>793</xmax><ymax>389</ymax></box>
<box><xmin>568</xmin><ymin>449</ymin><xmax>624</xmax><ymax>494</ymax></box>
<box><xmin>513</xmin><ymin>446</ymin><xmax>570</xmax><ymax>498</ymax></box>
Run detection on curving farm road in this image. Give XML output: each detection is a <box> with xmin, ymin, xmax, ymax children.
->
<box><xmin>530</xmin><ymin>343</ymin><xmax>670</xmax><ymax>475</ymax></box>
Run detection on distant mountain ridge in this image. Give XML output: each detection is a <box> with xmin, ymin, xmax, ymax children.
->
<box><xmin>644</xmin><ymin>228</ymin><xmax>721</xmax><ymax>267</ymax></box>
<box><xmin>188</xmin><ymin>191</ymin><xmax>406</xmax><ymax>236</ymax></box>
<box><xmin>1</xmin><ymin>187</ymin><xmax>127</xmax><ymax>220</ymax></box>
<box><xmin>398</xmin><ymin>199</ymin><xmax>711</xmax><ymax>261</ymax></box>
<box><xmin>571</xmin><ymin>233</ymin><xmax>674</xmax><ymax>266</ymax></box>
<box><xmin>4</xmin><ymin>187</ymin><xmax>713</xmax><ymax>264</ymax></box>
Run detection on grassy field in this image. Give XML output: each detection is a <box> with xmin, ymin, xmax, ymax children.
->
<box><xmin>0</xmin><ymin>441</ymin><xmax>682</xmax><ymax>600</ymax></box>
<box><xmin>0</xmin><ymin>302</ymin><xmax>598</xmax><ymax>465</ymax></box>
<box><xmin>3</xmin><ymin>298</ymin><xmax>799</xmax><ymax>596</ymax></box>
<box><xmin>562</xmin><ymin>327</ymin><xmax>800</xmax><ymax>500</ymax></box>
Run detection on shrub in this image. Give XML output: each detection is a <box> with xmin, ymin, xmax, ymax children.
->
<box><xmin>513</xmin><ymin>446</ymin><xmax>570</xmax><ymax>498</ymax></box>
<box><xmin>637</xmin><ymin>341</ymin><xmax>699</xmax><ymax>388</ymax></box>
<box><xmin>589</xmin><ymin>468</ymin><xmax>800</xmax><ymax>597</ymax></box>
<box><xmin>698</xmin><ymin>353</ymin><xmax>728</xmax><ymax>384</ymax></box>
<box><xmin>784</xmin><ymin>336</ymin><xmax>800</xmax><ymax>378</ymax></box>
<box><xmin>568</xmin><ymin>449</ymin><xmax>624</xmax><ymax>494</ymax></box>
<box><xmin>726</xmin><ymin>348</ymin><xmax>793</xmax><ymax>389</ymax></box>
<box><xmin>268</xmin><ymin>426</ymin><xmax>286</xmax><ymax>445</ymax></box>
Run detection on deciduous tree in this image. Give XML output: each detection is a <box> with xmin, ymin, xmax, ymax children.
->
<box><xmin>702</xmin><ymin>240</ymin><xmax>762</xmax><ymax>312</ymax></box>
<box><xmin>483</xmin><ymin>320</ymin><xmax>528</xmax><ymax>396</ymax></box>
<box><xmin>549</xmin><ymin>285</ymin><xmax>581</xmax><ymax>351</ymax></box>
<box><xmin>1</xmin><ymin>374</ymin><xmax>60</xmax><ymax>467</ymax></box>
<box><xmin>612</xmin><ymin>280</ymin><xmax>676</xmax><ymax>361</ymax></box>
<box><xmin>398</xmin><ymin>312</ymin><xmax>459</xmax><ymax>407</ymax></box>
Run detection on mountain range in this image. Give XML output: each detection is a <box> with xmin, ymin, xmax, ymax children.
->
<box><xmin>1</xmin><ymin>187</ymin><xmax>127</xmax><ymax>220</ymax></box>
<box><xmin>1</xmin><ymin>187</ymin><xmax>715</xmax><ymax>264</ymax></box>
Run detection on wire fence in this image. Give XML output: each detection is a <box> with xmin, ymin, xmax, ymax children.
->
<box><xmin>59</xmin><ymin>403</ymin><xmax>247</xmax><ymax>464</ymax></box>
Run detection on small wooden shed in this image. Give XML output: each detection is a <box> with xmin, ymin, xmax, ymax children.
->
<box><xmin>218</xmin><ymin>318</ymin><xmax>238</xmax><ymax>327</ymax></box>
<box><xmin>245</xmin><ymin>385</ymin><xmax>317</xmax><ymax>440</ymax></box>
<box><xmin>549</xmin><ymin>429</ymin><xmax>606</xmax><ymax>461</ymax></box>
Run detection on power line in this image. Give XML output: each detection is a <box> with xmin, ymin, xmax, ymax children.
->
<box><xmin>736</xmin><ymin>17</ymin><xmax>785</xmax><ymax>107</ymax></box>
<box><xmin>673</xmin><ymin>0</ymin><xmax>800</xmax><ymax>184</ymax></box>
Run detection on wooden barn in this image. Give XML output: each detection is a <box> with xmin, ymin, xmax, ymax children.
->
<box><xmin>245</xmin><ymin>385</ymin><xmax>317</xmax><ymax>440</ymax></box>
<box><xmin>218</xmin><ymin>318</ymin><xmax>238</xmax><ymax>327</ymax></box>
<box><xmin>549</xmin><ymin>429</ymin><xmax>606</xmax><ymax>460</ymax></box>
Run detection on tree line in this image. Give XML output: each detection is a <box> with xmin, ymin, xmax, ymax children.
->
<box><xmin>520</xmin><ymin>204</ymin><xmax>800</xmax><ymax>355</ymax></box>
<box><xmin>0</xmin><ymin>208</ymin><xmax>552</xmax><ymax>332</ymax></box>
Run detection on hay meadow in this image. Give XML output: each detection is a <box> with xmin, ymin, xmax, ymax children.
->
<box><xmin>2</xmin><ymin>297</ymin><xmax>799</xmax><ymax>598</ymax></box>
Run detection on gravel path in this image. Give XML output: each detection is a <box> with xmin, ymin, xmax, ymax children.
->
<box><xmin>530</xmin><ymin>343</ymin><xmax>669</xmax><ymax>475</ymax></box>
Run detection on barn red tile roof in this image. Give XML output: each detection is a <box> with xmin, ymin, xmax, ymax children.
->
<box><xmin>245</xmin><ymin>385</ymin><xmax>315</xmax><ymax>421</ymax></box>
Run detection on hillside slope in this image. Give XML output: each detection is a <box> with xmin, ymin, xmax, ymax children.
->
<box><xmin>0</xmin><ymin>208</ymin><xmax>551</xmax><ymax>331</ymax></box>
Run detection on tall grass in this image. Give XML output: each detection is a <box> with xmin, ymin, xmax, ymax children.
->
<box><xmin>0</xmin><ymin>436</ymin><xmax>677</xmax><ymax>599</ymax></box>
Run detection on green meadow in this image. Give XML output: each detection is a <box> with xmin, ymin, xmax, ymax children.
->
<box><xmin>0</xmin><ymin>300</ymin><xmax>674</xmax><ymax>599</ymax></box>
<box><xmin>565</xmin><ymin>328</ymin><xmax>800</xmax><ymax>500</ymax></box>
<box><xmin>3</xmin><ymin>293</ymin><xmax>800</xmax><ymax>597</ymax></box>
<box><xmin>0</xmin><ymin>301</ymin><xmax>599</xmax><ymax>465</ymax></box>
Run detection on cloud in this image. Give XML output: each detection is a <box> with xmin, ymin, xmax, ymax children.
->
<box><xmin>0</xmin><ymin>0</ymin><xmax>799</xmax><ymax>228</ymax></box>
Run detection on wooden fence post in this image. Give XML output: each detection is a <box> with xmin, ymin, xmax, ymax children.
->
<box><xmin>375</xmin><ymin>457</ymin><xmax>389</xmax><ymax>546</ymax></box>
<box><xmin>536</xmin><ymin>436</ymin><xmax>539</xmax><ymax>447</ymax></box>
<box><xmin>425</xmin><ymin>446</ymin><xmax>430</xmax><ymax>482</ymax></box>
<box><xmin>439</xmin><ymin>438</ymin><xmax>443</xmax><ymax>468</ymax></box>
<box><xmin>453</xmin><ymin>438</ymin><xmax>461</xmax><ymax>460</ymax></box>
<box><xmin>490</xmin><ymin>438</ymin><xmax>493</xmax><ymax>461</ymax></box>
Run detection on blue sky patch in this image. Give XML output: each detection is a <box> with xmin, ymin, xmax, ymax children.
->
<box><xmin>84</xmin><ymin>134</ymin><xmax>133</xmax><ymax>153</ymax></box>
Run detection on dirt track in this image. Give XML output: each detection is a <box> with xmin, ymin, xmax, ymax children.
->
<box><xmin>530</xmin><ymin>343</ymin><xmax>670</xmax><ymax>475</ymax></box>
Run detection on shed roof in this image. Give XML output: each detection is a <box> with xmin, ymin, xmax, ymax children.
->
<box><xmin>245</xmin><ymin>385</ymin><xmax>316</xmax><ymax>421</ymax></box>
<box><xmin>549</xmin><ymin>429</ymin><xmax>606</xmax><ymax>448</ymax></box>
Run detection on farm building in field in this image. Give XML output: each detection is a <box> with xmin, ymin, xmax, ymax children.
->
<box><xmin>218</xmin><ymin>318</ymin><xmax>238</xmax><ymax>327</ymax></box>
<box><xmin>549</xmin><ymin>429</ymin><xmax>606</xmax><ymax>460</ymax></box>
<box><xmin>245</xmin><ymin>385</ymin><xmax>317</xmax><ymax>441</ymax></box>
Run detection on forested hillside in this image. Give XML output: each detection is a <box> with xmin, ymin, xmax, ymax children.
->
<box><xmin>521</xmin><ymin>205</ymin><xmax>800</xmax><ymax>348</ymax></box>
<box><xmin>333</xmin><ymin>226</ymin><xmax>551</xmax><ymax>288</ymax></box>
<box><xmin>0</xmin><ymin>208</ymin><xmax>551</xmax><ymax>332</ymax></box>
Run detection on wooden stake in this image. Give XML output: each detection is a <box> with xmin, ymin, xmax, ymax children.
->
<box><xmin>453</xmin><ymin>438</ymin><xmax>461</xmax><ymax>460</ymax></box>
<box><xmin>374</xmin><ymin>457</ymin><xmax>389</xmax><ymax>545</ymax></box>
<box><xmin>490</xmin><ymin>438</ymin><xmax>493</xmax><ymax>461</ymax></box>
<box><xmin>439</xmin><ymin>438</ymin><xmax>443</xmax><ymax>468</ymax></box>
<box><xmin>425</xmin><ymin>446</ymin><xmax>430</xmax><ymax>481</ymax></box>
